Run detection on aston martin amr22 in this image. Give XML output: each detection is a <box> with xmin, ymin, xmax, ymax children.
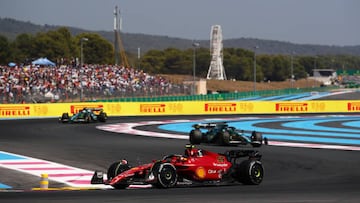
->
<box><xmin>59</xmin><ymin>107</ymin><xmax>107</xmax><ymax>123</ymax></box>
<box><xmin>189</xmin><ymin>122</ymin><xmax>266</xmax><ymax>147</ymax></box>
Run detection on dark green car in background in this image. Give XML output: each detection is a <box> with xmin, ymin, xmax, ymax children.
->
<box><xmin>59</xmin><ymin>108</ymin><xmax>107</xmax><ymax>123</ymax></box>
<box><xmin>189</xmin><ymin>122</ymin><xmax>266</xmax><ymax>147</ymax></box>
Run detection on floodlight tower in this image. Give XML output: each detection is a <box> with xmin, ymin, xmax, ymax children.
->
<box><xmin>113</xmin><ymin>5</ymin><xmax>129</xmax><ymax>67</ymax></box>
<box><xmin>206</xmin><ymin>25</ymin><xmax>226</xmax><ymax>80</ymax></box>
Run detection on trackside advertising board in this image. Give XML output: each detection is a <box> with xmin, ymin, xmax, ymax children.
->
<box><xmin>0</xmin><ymin>101</ymin><xmax>359</xmax><ymax>119</ymax></box>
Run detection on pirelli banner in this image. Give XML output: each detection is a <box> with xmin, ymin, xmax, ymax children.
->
<box><xmin>0</xmin><ymin>100</ymin><xmax>360</xmax><ymax>119</ymax></box>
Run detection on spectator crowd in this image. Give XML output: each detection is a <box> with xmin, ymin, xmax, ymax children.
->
<box><xmin>0</xmin><ymin>64</ymin><xmax>187</xmax><ymax>104</ymax></box>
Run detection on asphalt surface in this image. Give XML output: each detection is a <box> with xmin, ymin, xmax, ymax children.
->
<box><xmin>313</xmin><ymin>90</ymin><xmax>360</xmax><ymax>100</ymax></box>
<box><xmin>0</xmin><ymin>113</ymin><xmax>359</xmax><ymax>203</ymax></box>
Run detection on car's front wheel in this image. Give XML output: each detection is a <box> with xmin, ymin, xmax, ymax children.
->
<box><xmin>150</xmin><ymin>162</ymin><xmax>177</xmax><ymax>188</ymax></box>
<box><xmin>107</xmin><ymin>161</ymin><xmax>131</xmax><ymax>189</ymax></box>
<box><xmin>219</xmin><ymin>131</ymin><xmax>231</xmax><ymax>145</ymax></box>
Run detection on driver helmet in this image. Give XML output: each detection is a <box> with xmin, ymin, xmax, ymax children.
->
<box><xmin>184</xmin><ymin>144</ymin><xmax>201</xmax><ymax>157</ymax></box>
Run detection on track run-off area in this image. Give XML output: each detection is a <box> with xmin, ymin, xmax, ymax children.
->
<box><xmin>4</xmin><ymin>114</ymin><xmax>360</xmax><ymax>190</ymax></box>
<box><xmin>98</xmin><ymin>115</ymin><xmax>360</xmax><ymax>151</ymax></box>
<box><xmin>1</xmin><ymin>90</ymin><xmax>360</xmax><ymax>202</ymax></box>
<box><xmin>1</xmin><ymin>115</ymin><xmax>359</xmax><ymax>202</ymax></box>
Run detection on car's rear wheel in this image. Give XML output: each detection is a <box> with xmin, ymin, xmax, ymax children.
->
<box><xmin>61</xmin><ymin>113</ymin><xmax>69</xmax><ymax>123</ymax></box>
<box><xmin>107</xmin><ymin>161</ymin><xmax>131</xmax><ymax>189</ymax></box>
<box><xmin>250</xmin><ymin>131</ymin><xmax>263</xmax><ymax>147</ymax></box>
<box><xmin>233</xmin><ymin>160</ymin><xmax>264</xmax><ymax>185</ymax></box>
<box><xmin>98</xmin><ymin>112</ymin><xmax>107</xmax><ymax>122</ymax></box>
<box><xmin>189</xmin><ymin>129</ymin><xmax>202</xmax><ymax>145</ymax></box>
<box><xmin>150</xmin><ymin>162</ymin><xmax>177</xmax><ymax>188</ymax></box>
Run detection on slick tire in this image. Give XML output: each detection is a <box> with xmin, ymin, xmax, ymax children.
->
<box><xmin>235</xmin><ymin>160</ymin><xmax>264</xmax><ymax>185</ymax></box>
<box><xmin>220</xmin><ymin>131</ymin><xmax>231</xmax><ymax>145</ymax></box>
<box><xmin>107</xmin><ymin>161</ymin><xmax>131</xmax><ymax>189</ymax></box>
<box><xmin>151</xmin><ymin>162</ymin><xmax>177</xmax><ymax>188</ymax></box>
<box><xmin>98</xmin><ymin>112</ymin><xmax>107</xmax><ymax>122</ymax></box>
<box><xmin>61</xmin><ymin>113</ymin><xmax>69</xmax><ymax>123</ymax></box>
<box><xmin>250</xmin><ymin>131</ymin><xmax>263</xmax><ymax>147</ymax></box>
<box><xmin>189</xmin><ymin>129</ymin><xmax>202</xmax><ymax>145</ymax></box>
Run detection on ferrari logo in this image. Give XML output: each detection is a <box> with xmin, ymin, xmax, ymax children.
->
<box><xmin>217</xmin><ymin>156</ymin><xmax>225</xmax><ymax>163</ymax></box>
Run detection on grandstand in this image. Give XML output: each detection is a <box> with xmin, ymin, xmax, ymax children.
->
<box><xmin>312</xmin><ymin>69</ymin><xmax>338</xmax><ymax>86</ymax></box>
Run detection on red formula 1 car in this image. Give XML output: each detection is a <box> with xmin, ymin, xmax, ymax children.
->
<box><xmin>91</xmin><ymin>145</ymin><xmax>264</xmax><ymax>189</ymax></box>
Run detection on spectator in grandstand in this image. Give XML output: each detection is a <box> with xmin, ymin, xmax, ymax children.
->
<box><xmin>0</xmin><ymin>64</ymin><xmax>179</xmax><ymax>104</ymax></box>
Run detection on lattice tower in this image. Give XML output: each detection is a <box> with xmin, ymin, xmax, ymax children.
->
<box><xmin>114</xmin><ymin>6</ymin><xmax>129</xmax><ymax>67</ymax></box>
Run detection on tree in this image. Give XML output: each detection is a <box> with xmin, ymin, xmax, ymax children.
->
<box><xmin>272</xmin><ymin>55</ymin><xmax>289</xmax><ymax>81</ymax></box>
<box><xmin>223</xmin><ymin>52</ymin><xmax>242</xmax><ymax>80</ymax></box>
<box><xmin>163</xmin><ymin>48</ymin><xmax>190</xmax><ymax>74</ymax></box>
<box><xmin>297</xmin><ymin>56</ymin><xmax>316</xmax><ymax>76</ymax></box>
<box><xmin>222</xmin><ymin>48</ymin><xmax>257</xmax><ymax>81</ymax></box>
<box><xmin>12</xmin><ymin>33</ymin><xmax>35</xmax><ymax>64</ymax></box>
<box><xmin>75</xmin><ymin>33</ymin><xmax>113</xmax><ymax>65</ymax></box>
<box><xmin>0</xmin><ymin>35</ymin><xmax>11</xmax><ymax>65</ymax></box>
<box><xmin>33</xmin><ymin>31</ymin><xmax>63</xmax><ymax>59</ymax></box>
<box><xmin>53</xmin><ymin>27</ymin><xmax>77</xmax><ymax>60</ymax></box>
<box><xmin>141</xmin><ymin>50</ymin><xmax>166</xmax><ymax>73</ymax></box>
<box><xmin>258</xmin><ymin>55</ymin><xmax>274</xmax><ymax>81</ymax></box>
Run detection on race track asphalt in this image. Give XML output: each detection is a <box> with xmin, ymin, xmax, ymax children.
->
<box><xmin>0</xmin><ymin>113</ymin><xmax>359</xmax><ymax>203</ymax></box>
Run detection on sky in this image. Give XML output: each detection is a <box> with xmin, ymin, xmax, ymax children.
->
<box><xmin>0</xmin><ymin>0</ymin><xmax>359</xmax><ymax>46</ymax></box>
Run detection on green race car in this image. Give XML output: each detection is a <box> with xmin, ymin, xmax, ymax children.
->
<box><xmin>59</xmin><ymin>108</ymin><xmax>107</xmax><ymax>123</ymax></box>
<box><xmin>189</xmin><ymin>122</ymin><xmax>266</xmax><ymax>147</ymax></box>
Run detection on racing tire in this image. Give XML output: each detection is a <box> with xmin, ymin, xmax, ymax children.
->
<box><xmin>189</xmin><ymin>129</ymin><xmax>202</xmax><ymax>145</ymax></box>
<box><xmin>234</xmin><ymin>160</ymin><xmax>264</xmax><ymax>185</ymax></box>
<box><xmin>250</xmin><ymin>131</ymin><xmax>263</xmax><ymax>147</ymax></box>
<box><xmin>107</xmin><ymin>161</ymin><xmax>131</xmax><ymax>189</ymax></box>
<box><xmin>61</xmin><ymin>113</ymin><xmax>69</xmax><ymax>123</ymax></box>
<box><xmin>220</xmin><ymin>131</ymin><xmax>231</xmax><ymax>145</ymax></box>
<box><xmin>98</xmin><ymin>112</ymin><xmax>107</xmax><ymax>122</ymax></box>
<box><xmin>151</xmin><ymin>162</ymin><xmax>178</xmax><ymax>188</ymax></box>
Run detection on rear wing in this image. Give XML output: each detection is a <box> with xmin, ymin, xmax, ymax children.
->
<box><xmin>225</xmin><ymin>150</ymin><xmax>262</xmax><ymax>162</ymax></box>
<box><xmin>87</xmin><ymin>108</ymin><xmax>104</xmax><ymax>111</ymax></box>
<box><xmin>192</xmin><ymin>122</ymin><xmax>228</xmax><ymax>129</ymax></box>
